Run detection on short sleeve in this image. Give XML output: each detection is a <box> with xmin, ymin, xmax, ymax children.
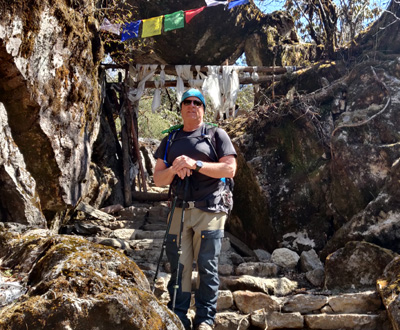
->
<box><xmin>214</xmin><ymin>128</ymin><xmax>237</xmax><ymax>159</ymax></box>
<box><xmin>154</xmin><ymin>135</ymin><xmax>168</xmax><ymax>160</ymax></box>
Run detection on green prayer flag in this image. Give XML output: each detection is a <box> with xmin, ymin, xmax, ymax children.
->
<box><xmin>164</xmin><ymin>11</ymin><xmax>184</xmax><ymax>32</ymax></box>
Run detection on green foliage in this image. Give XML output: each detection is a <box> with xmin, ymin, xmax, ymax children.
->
<box><xmin>138</xmin><ymin>109</ymin><xmax>181</xmax><ymax>140</ymax></box>
<box><xmin>236</xmin><ymin>85</ymin><xmax>255</xmax><ymax>110</ymax></box>
<box><xmin>138</xmin><ymin>90</ymin><xmax>182</xmax><ymax>140</ymax></box>
<box><xmin>336</xmin><ymin>0</ymin><xmax>383</xmax><ymax>44</ymax></box>
<box><xmin>1</xmin><ymin>268</ymin><xmax>13</xmax><ymax>278</ymax></box>
<box><xmin>136</xmin><ymin>86</ymin><xmax>255</xmax><ymax>140</ymax></box>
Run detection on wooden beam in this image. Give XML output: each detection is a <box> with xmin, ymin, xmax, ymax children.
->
<box><xmin>131</xmin><ymin>191</ymin><xmax>169</xmax><ymax>202</ymax></box>
<box><xmin>101</xmin><ymin>63</ymin><xmax>301</xmax><ymax>76</ymax></box>
<box><xmin>131</xmin><ymin>75</ymin><xmax>282</xmax><ymax>88</ymax></box>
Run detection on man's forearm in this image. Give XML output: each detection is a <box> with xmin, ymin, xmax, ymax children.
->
<box><xmin>153</xmin><ymin>166</ymin><xmax>176</xmax><ymax>187</ymax></box>
<box><xmin>195</xmin><ymin>160</ymin><xmax>236</xmax><ymax>179</ymax></box>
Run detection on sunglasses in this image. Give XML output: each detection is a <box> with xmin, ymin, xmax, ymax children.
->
<box><xmin>182</xmin><ymin>99</ymin><xmax>203</xmax><ymax>107</ymax></box>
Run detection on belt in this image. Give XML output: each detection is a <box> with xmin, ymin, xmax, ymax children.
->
<box><xmin>176</xmin><ymin>199</ymin><xmax>214</xmax><ymax>209</ymax></box>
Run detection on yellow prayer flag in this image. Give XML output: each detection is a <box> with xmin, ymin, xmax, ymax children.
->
<box><xmin>141</xmin><ymin>16</ymin><xmax>163</xmax><ymax>38</ymax></box>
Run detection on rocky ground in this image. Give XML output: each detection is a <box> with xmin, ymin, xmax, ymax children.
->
<box><xmin>59</xmin><ymin>183</ymin><xmax>393</xmax><ymax>330</ymax></box>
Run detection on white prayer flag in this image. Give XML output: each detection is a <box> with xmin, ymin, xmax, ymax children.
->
<box><xmin>205</xmin><ymin>0</ymin><xmax>228</xmax><ymax>7</ymax></box>
<box><xmin>100</xmin><ymin>18</ymin><xmax>121</xmax><ymax>36</ymax></box>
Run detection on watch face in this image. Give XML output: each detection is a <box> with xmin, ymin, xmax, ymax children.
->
<box><xmin>195</xmin><ymin>160</ymin><xmax>203</xmax><ymax>171</ymax></box>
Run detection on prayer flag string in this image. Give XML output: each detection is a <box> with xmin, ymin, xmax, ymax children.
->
<box><xmin>100</xmin><ymin>0</ymin><xmax>251</xmax><ymax>41</ymax></box>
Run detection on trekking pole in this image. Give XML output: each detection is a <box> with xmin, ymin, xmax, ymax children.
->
<box><xmin>172</xmin><ymin>176</ymin><xmax>190</xmax><ymax>312</ymax></box>
<box><xmin>152</xmin><ymin>192</ymin><xmax>178</xmax><ymax>293</ymax></box>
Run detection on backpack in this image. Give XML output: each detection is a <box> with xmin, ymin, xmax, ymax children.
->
<box><xmin>161</xmin><ymin>123</ymin><xmax>234</xmax><ymax>210</ymax></box>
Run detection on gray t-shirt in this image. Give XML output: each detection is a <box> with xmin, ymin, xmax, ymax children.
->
<box><xmin>154</xmin><ymin>123</ymin><xmax>236</xmax><ymax>213</ymax></box>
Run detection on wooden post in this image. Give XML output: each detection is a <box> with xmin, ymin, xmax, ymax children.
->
<box><xmin>126</xmin><ymin>98</ymin><xmax>148</xmax><ymax>193</ymax></box>
<box><xmin>121</xmin><ymin>116</ymin><xmax>132</xmax><ymax>206</ymax></box>
<box><xmin>104</xmin><ymin>95</ymin><xmax>123</xmax><ymax>161</ymax></box>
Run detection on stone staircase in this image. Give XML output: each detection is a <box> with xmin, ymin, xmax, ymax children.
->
<box><xmin>65</xmin><ymin>196</ymin><xmax>392</xmax><ymax>330</ymax></box>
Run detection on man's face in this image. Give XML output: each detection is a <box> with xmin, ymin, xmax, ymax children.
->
<box><xmin>181</xmin><ymin>97</ymin><xmax>204</xmax><ymax>123</ymax></box>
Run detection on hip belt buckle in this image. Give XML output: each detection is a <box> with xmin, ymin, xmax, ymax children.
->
<box><xmin>187</xmin><ymin>201</ymin><xmax>195</xmax><ymax>209</ymax></box>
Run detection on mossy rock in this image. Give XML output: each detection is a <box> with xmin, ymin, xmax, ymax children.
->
<box><xmin>0</xmin><ymin>230</ymin><xmax>182</xmax><ymax>330</ymax></box>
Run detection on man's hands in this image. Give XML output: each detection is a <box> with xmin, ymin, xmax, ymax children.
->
<box><xmin>153</xmin><ymin>154</ymin><xmax>236</xmax><ymax>187</ymax></box>
<box><xmin>172</xmin><ymin>155</ymin><xmax>195</xmax><ymax>179</ymax></box>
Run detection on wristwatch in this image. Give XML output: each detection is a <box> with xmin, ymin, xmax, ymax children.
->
<box><xmin>195</xmin><ymin>160</ymin><xmax>203</xmax><ymax>172</ymax></box>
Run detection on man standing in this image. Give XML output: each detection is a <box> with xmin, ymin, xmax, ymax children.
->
<box><xmin>153</xmin><ymin>89</ymin><xmax>237</xmax><ymax>330</ymax></box>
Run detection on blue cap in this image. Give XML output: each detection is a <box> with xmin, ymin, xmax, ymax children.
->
<box><xmin>180</xmin><ymin>88</ymin><xmax>206</xmax><ymax>110</ymax></box>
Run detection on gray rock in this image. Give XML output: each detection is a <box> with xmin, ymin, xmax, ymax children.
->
<box><xmin>217</xmin><ymin>290</ymin><xmax>234</xmax><ymax>311</ymax></box>
<box><xmin>214</xmin><ymin>311</ymin><xmax>250</xmax><ymax>330</ymax></box>
<box><xmin>327</xmin><ymin>291</ymin><xmax>382</xmax><ymax>313</ymax></box>
<box><xmin>112</xmin><ymin>228</ymin><xmax>139</xmax><ymax>240</ymax></box>
<box><xmin>233</xmin><ymin>290</ymin><xmax>280</xmax><ymax>314</ymax></box>
<box><xmin>235</xmin><ymin>262</ymin><xmax>279</xmax><ymax>277</ymax></box>
<box><xmin>271</xmin><ymin>248</ymin><xmax>300</xmax><ymax>269</ymax></box>
<box><xmin>304</xmin><ymin>313</ymin><xmax>382</xmax><ymax>330</ymax></box>
<box><xmin>306</xmin><ymin>268</ymin><xmax>325</xmax><ymax>287</ymax></box>
<box><xmin>283</xmin><ymin>294</ymin><xmax>328</xmax><ymax>313</ymax></box>
<box><xmin>254</xmin><ymin>249</ymin><xmax>271</xmax><ymax>262</ymax></box>
<box><xmin>218</xmin><ymin>264</ymin><xmax>234</xmax><ymax>276</ymax></box>
<box><xmin>325</xmin><ymin>241</ymin><xmax>397</xmax><ymax>291</ymax></box>
<box><xmin>300</xmin><ymin>249</ymin><xmax>323</xmax><ymax>272</ymax></box>
<box><xmin>251</xmin><ymin>310</ymin><xmax>304</xmax><ymax>329</ymax></box>
<box><xmin>230</xmin><ymin>252</ymin><xmax>245</xmax><ymax>265</ymax></box>
<box><xmin>220</xmin><ymin>275</ymin><xmax>298</xmax><ymax>296</ymax></box>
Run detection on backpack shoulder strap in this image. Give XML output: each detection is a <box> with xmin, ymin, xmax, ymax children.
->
<box><xmin>162</xmin><ymin>125</ymin><xmax>183</xmax><ymax>167</ymax></box>
<box><xmin>202</xmin><ymin>123</ymin><xmax>219</xmax><ymax>161</ymax></box>
<box><xmin>161</xmin><ymin>124</ymin><xmax>184</xmax><ymax>134</ymax></box>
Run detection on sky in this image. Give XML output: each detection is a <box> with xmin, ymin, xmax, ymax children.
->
<box><xmin>253</xmin><ymin>0</ymin><xmax>284</xmax><ymax>13</ymax></box>
<box><xmin>254</xmin><ymin>0</ymin><xmax>390</xmax><ymax>13</ymax></box>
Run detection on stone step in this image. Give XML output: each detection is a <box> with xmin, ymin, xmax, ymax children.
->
<box><xmin>213</xmin><ymin>311</ymin><xmax>389</xmax><ymax>330</ymax></box>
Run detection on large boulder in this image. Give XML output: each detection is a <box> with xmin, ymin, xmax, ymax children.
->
<box><xmin>321</xmin><ymin>159</ymin><xmax>400</xmax><ymax>259</ymax></box>
<box><xmin>324</xmin><ymin>241</ymin><xmax>397</xmax><ymax>291</ymax></box>
<box><xmin>106</xmin><ymin>1</ymin><xmax>299</xmax><ymax>66</ymax></box>
<box><xmin>0</xmin><ymin>0</ymin><xmax>102</xmax><ymax>223</ymax></box>
<box><xmin>0</xmin><ymin>104</ymin><xmax>46</xmax><ymax>226</ymax></box>
<box><xmin>228</xmin><ymin>56</ymin><xmax>400</xmax><ymax>255</ymax></box>
<box><xmin>0</xmin><ymin>228</ymin><xmax>182</xmax><ymax>330</ymax></box>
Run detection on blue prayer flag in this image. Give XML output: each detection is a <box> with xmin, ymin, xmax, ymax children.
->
<box><xmin>228</xmin><ymin>0</ymin><xmax>250</xmax><ymax>9</ymax></box>
<box><xmin>121</xmin><ymin>21</ymin><xmax>141</xmax><ymax>41</ymax></box>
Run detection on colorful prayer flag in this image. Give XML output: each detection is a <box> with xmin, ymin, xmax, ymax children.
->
<box><xmin>205</xmin><ymin>0</ymin><xmax>228</xmax><ymax>6</ymax></box>
<box><xmin>121</xmin><ymin>20</ymin><xmax>141</xmax><ymax>41</ymax></box>
<box><xmin>185</xmin><ymin>7</ymin><xmax>206</xmax><ymax>24</ymax></box>
<box><xmin>228</xmin><ymin>0</ymin><xmax>250</xmax><ymax>9</ymax></box>
<box><xmin>100</xmin><ymin>18</ymin><xmax>121</xmax><ymax>35</ymax></box>
<box><xmin>164</xmin><ymin>11</ymin><xmax>185</xmax><ymax>32</ymax></box>
<box><xmin>142</xmin><ymin>16</ymin><xmax>163</xmax><ymax>38</ymax></box>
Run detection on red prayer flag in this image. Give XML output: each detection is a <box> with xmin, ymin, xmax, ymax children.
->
<box><xmin>185</xmin><ymin>6</ymin><xmax>206</xmax><ymax>24</ymax></box>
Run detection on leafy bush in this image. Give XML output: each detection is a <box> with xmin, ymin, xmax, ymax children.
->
<box><xmin>137</xmin><ymin>86</ymin><xmax>254</xmax><ymax>140</ymax></box>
